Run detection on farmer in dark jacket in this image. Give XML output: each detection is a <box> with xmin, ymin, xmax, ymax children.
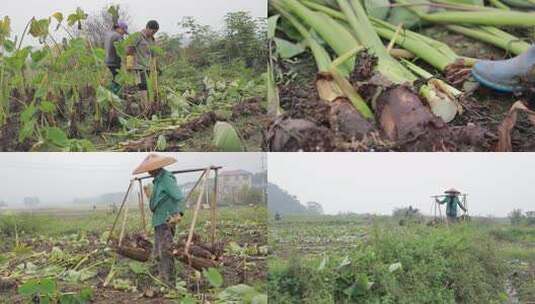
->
<box><xmin>104</xmin><ymin>20</ymin><xmax>128</xmax><ymax>95</ymax></box>
<box><xmin>436</xmin><ymin>188</ymin><xmax>467</xmax><ymax>223</ymax></box>
<box><xmin>126</xmin><ymin>20</ymin><xmax>159</xmax><ymax>109</ymax></box>
<box><xmin>133</xmin><ymin>154</ymin><xmax>184</xmax><ymax>286</ymax></box>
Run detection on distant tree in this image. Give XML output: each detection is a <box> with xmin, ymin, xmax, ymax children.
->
<box><xmin>177</xmin><ymin>13</ymin><xmax>266</xmax><ymax>71</ymax></box>
<box><xmin>0</xmin><ymin>200</ymin><xmax>7</xmax><ymax>213</ymax></box>
<box><xmin>306</xmin><ymin>201</ymin><xmax>324</xmax><ymax>215</ymax></box>
<box><xmin>220</xmin><ymin>11</ymin><xmax>266</xmax><ymax>68</ymax></box>
<box><xmin>525</xmin><ymin>211</ymin><xmax>535</xmax><ymax>226</ymax></box>
<box><xmin>246</xmin><ymin>187</ymin><xmax>264</xmax><ymax>205</ymax></box>
<box><xmin>508</xmin><ymin>209</ymin><xmax>524</xmax><ymax>225</ymax></box>
<box><xmin>82</xmin><ymin>5</ymin><xmax>132</xmax><ymax>48</ymax></box>
<box><xmin>23</xmin><ymin>197</ymin><xmax>40</xmax><ymax>211</ymax></box>
<box><xmin>158</xmin><ymin>32</ymin><xmax>184</xmax><ymax>63</ymax></box>
<box><xmin>179</xmin><ymin>16</ymin><xmax>218</xmax><ymax>67</ymax></box>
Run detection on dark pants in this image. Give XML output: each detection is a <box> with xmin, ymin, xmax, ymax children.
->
<box><xmin>154</xmin><ymin>224</ymin><xmax>175</xmax><ymax>285</ymax></box>
<box><xmin>108</xmin><ymin>66</ymin><xmax>119</xmax><ymax>80</ymax></box>
<box><xmin>447</xmin><ymin>215</ymin><xmax>457</xmax><ymax>223</ymax></box>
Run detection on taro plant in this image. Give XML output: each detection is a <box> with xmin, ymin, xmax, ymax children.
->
<box><xmin>18</xmin><ymin>277</ymin><xmax>93</xmax><ymax>304</ymax></box>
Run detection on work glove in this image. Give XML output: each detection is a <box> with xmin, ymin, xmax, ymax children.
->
<box><xmin>126</xmin><ymin>55</ymin><xmax>135</xmax><ymax>71</ymax></box>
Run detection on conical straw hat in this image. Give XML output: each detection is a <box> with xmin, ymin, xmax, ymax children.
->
<box><xmin>133</xmin><ymin>154</ymin><xmax>176</xmax><ymax>175</ymax></box>
<box><xmin>444</xmin><ymin>188</ymin><xmax>460</xmax><ymax>194</ymax></box>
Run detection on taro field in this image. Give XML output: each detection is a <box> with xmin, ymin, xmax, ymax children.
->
<box><xmin>0</xmin><ymin>206</ymin><xmax>268</xmax><ymax>303</ymax></box>
<box><xmin>268</xmin><ymin>214</ymin><xmax>535</xmax><ymax>304</ymax></box>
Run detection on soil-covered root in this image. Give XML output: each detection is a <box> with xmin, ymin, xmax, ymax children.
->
<box><xmin>268</xmin><ymin>82</ymin><xmax>375</xmax><ymax>151</ymax></box>
<box><xmin>173</xmin><ymin>252</ymin><xmax>219</xmax><ymax>271</ymax></box>
<box><xmin>375</xmin><ymin>85</ymin><xmax>448</xmax><ymax>142</ymax></box>
<box><xmin>118</xmin><ymin>111</ymin><xmax>218</xmax><ymax>151</ymax></box>
<box><xmin>110</xmin><ymin>233</ymin><xmax>153</xmax><ymax>262</ymax></box>
<box><xmin>330</xmin><ymin>98</ymin><xmax>375</xmax><ymax>141</ymax></box>
<box><xmin>267</xmin><ymin>117</ymin><xmax>335</xmax><ymax>151</ymax></box>
<box><xmin>172</xmin><ymin>235</ymin><xmax>225</xmax><ymax>271</ymax></box>
<box><xmin>167</xmin><ymin>111</ymin><xmax>218</xmax><ymax>142</ymax></box>
<box><xmin>231</xmin><ymin>97</ymin><xmax>265</xmax><ymax>119</ymax></box>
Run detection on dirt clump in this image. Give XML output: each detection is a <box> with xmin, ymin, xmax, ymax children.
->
<box><xmin>267</xmin><ymin>117</ymin><xmax>335</xmax><ymax>151</ymax></box>
<box><xmin>330</xmin><ymin>98</ymin><xmax>375</xmax><ymax>141</ymax></box>
<box><xmin>231</xmin><ymin>97</ymin><xmax>264</xmax><ymax>119</ymax></box>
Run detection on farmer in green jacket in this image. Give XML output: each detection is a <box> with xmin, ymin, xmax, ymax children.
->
<box><xmin>436</xmin><ymin>188</ymin><xmax>467</xmax><ymax>223</ymax></box>
<box><xmin>126</xmin><ymin>20</ymin><xmax>159</xmax><ymax>111</ymax></box>
<box><xmin>133</xmin><ymin>154</ymin><xmax>184</xmax><ymax>285</ymax></box>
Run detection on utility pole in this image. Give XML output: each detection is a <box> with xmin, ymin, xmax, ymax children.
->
<box><xmin>261</xmin><ymin>153</ymin><xmax>267</xmax><ymax>204</ymax></box>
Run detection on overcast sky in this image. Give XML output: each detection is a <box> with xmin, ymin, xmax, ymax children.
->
<box><xmin>0</xmin><ymin>152</ymin><xmax>265</xmax><ymax>206</ymax></box>
<box><xmin>269</xmin><ymin>153</ymin><xmax>535</xmax><ymax>217</ymax></box>
<box><xmin>2</xmin><ymin>0</ymin><xmax>266</xmax><ymax>45</ymax></box>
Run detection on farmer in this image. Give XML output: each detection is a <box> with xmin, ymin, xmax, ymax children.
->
<box><xmin>133</xmin><ymin>154</ymin><xmax>185</xmax><ymax>286</ymax></box>
<box><xmin>435</xmin><ymin>188</ymin><xmax>467</xmax><ymax>223</ymax></box>
<box><xmin>126</xmin><ymin>20</ymin><xmax>160</xmax><ymax>109</ymax></box>
<box><xmin>472</xmin><ymin>46</ymin><xmax>535</xmax><ymax>93</ymax></box>
<box><xmin>104</xmin><ymin>21</ymin><xmax>129</xmax><ymax>95</ymax></box>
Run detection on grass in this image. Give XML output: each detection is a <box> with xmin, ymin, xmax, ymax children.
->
<box><xmin>269</xmin><ymin>214</ymin><xmax>535</xmax><ymax>304</ymax></box>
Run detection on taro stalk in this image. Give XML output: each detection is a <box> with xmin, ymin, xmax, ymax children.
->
<box><xmin>306</xmin><ymin>0</ymin><xmax>528</xmax><ymax>56</ymax></box>
<box><xmin>301</xmin><ymin>1</ymin><xmax>468</xmax><ymax>73</ymax></box>
<box><xmin>272</xmin><ymin>0</ymin><xmax>373</xmax><ymax>118</ymax></box>
<box><xmin>393</xmin><ymin>0</ymin><xmax>535</xmax><ymax>26</ymax></box>
<box><xmin>335</xmin><ymin>0</ymin><xmax>416</xmax><ymax>84</ymax></box>
<box><xmin>298</xmin><ymin>0</ymin><xmax>463</xmax><ymax>122</ymax></box>
<box><xmin>402</xmin><ymin>59</ymin><xmax>463</xmax><ymax>122</ymax></box>
<box><xmin>267</xmin><ymin>14</ymin><xmax>281</xmax><ymax>116</ymax></box>
<box><xmin>445</xmin><ymin>25</ymin><xmax>529</xmax><ymax>56</ymax></box>
<box><xmin>0</xmin><ymin>16</ymin><xmax>11</xmax><ymax>124</ymax></box>
<box><xmin>394</xmin><ymin>0</ymin><xmax>531</xmax><ymax>54</ymax></box>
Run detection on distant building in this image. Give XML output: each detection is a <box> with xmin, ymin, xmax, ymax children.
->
<box><xmin>180</xmin><ymin>170</ymin><xmax>256</xmax><ymax>207</ymax></box>
<box><xmin>219</xmin><ymin>170</ymin><xmax>253</xmax><ymax>195</ymax></box>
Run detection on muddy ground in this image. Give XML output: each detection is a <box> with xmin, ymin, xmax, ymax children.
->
<box><xmin>0</xmin><ymin>216</ymin><xmax>267</xmax><ymax>303</ymax></box>
<box><xmin>0</xmin><ymin>95</ymin><xmax>268</xmax><ymax>152</ymax></box>
<box><xmin>267</xmin><ymin>27</ymin><xmax>535</xmax><ymax>152</ymax></box>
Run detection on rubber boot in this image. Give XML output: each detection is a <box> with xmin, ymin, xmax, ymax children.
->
<box><xmin>111</xmin><ymin>82</ymin><xmax>121</xmax><ymax>96</ymax></box>
<box><xmin>472</xmin><ymin>45</ymin><xmax>535</xmax><ymax>93</ymax></box>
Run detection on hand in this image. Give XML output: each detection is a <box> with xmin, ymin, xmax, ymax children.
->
<box><xmin>167</xmin><ymin>213</ymin><xmax>182</xmax><ymax>225</ymax></box>
<box><xmin>126</xmin><ymin>55</ymin><xmax>135</xmax><ymax>70</ymax></box>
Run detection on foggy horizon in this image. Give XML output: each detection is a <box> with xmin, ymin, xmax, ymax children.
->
<box><xmin>268</xmin><ymin>153</ymin><xmax>535</xmax><ymax>217</ymax></box>
<box><xmin>0</xmin><ymin>152</ymin><xmax>265</xmax><ymax>208</ymax></box>
<box><xmin>3</xmin><ymin>0</ymin><xmax>267</xmax><ymax>46</ymax></box>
